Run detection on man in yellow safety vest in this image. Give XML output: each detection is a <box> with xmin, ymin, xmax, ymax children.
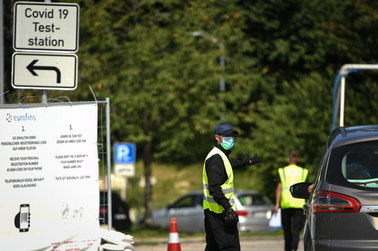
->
<box><xmin>274</xmin><ymin>151</ymin><xmax>308</xmax><ymax>251</ymax></box>
<box><xmin>203</xmin><ymin>122</ymin><xmax>263</xmax><ymax>251</ymax></box>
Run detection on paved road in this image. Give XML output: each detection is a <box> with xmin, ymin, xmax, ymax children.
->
<box><xmin>134</xmin><ymin>236</ymin><xmax>304</xmax><ymax>251</ymax></box>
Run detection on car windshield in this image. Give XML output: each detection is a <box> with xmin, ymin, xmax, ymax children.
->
<box><xmin>172</xmin><ymin>194</ymin><xmax>203</xmax><ymax>208</ymax></box>
<box><xmin>328</xmin><ymin>140</ymin><xmax>378</xmax><ymax>188</ymax></box>
<box><xmin>237</xmin><ymin>193</ymin><xmax>270</xmax><ymax>206</ymax></box>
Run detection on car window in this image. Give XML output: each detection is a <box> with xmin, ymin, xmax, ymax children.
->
<box><xmin>173</xmin><ymin>195</ymin><xmax>195</xmax><ymax>208</ymax></box>
<box><xmin>237</xmin><ymin>193</ymin><xmax>269</xmax><ymax>206</ymax></box>
<box><xmin>99</xmin><ymin>192</ymin><xmax>107</xmax><ymax>204</ymax></box>
<box><xmin>313</xmin><ymin>146</ymin><xmax>330</xmax><ymax>190</ymax></box>
<box><xmin>327</xmin><ymin>141</ymin><xmax>378</xmax><ymax>189</ymax></box>
<box><xmin>194</xmin><ymin>194</ymin><xmax>204</xmax><ymax>207</ymax></box>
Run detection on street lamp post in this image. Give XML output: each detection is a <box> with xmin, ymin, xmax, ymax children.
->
<box><xmin>191</xmin><ymin>31</ymin><xmax>225</xmax><ymax>92</ymax></box>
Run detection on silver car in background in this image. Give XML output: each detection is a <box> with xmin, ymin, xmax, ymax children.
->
<box><xmin>151</xmin><ymin>190</ymin><xmax>274</xmax><ymax>233</ymax></box>
<box><xmin>234</xmin><ymin>190</ymin><xmax>274</xmax><ymax>232</ymax></box>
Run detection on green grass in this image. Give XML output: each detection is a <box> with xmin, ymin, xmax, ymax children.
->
<box><xmin>125</xmin><ymin>161</ymin><xmax>203</xmax><ymax>214</ymax></box>
<box><xmin>126</xmin><ymin>161</ymin><xmax>272</xmax><ymax>213</ymax></box>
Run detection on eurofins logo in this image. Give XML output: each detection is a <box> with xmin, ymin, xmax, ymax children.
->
<box><xmin>6</xmin><ymin>113</ymin><xmax>12</xmax><ymax>122</ymax></box>
<box><xmin>6</xmin><ymin>113</ymin><xmax>36</xmax><ymax>123</ymax></box>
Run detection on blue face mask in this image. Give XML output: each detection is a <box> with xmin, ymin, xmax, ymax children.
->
<box><xmin>220</xmin><ymin>137</ymin><xmax>235</xmax><ymax>150</ymax></box>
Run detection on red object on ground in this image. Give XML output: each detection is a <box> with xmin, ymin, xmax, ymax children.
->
<box><xmin>167</xmin><ymin>217</ymin><xmax>181</xmax><ymax>251</ymax></box>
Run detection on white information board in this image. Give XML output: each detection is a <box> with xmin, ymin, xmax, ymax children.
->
<box><xmin>13</xmin><ymin>2</ymin><xmax>79</xmax><ymax>52</ymax></box>
<box><xmin>0</xmin><ymin>104</ymin><xmax>100</xmax><ymax>251</ymax></box>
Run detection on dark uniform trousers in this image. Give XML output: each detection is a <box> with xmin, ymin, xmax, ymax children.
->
<box><xmin>204</xmin><ymin>209</ymin><xmax>240</xmax><ymax>251</ymax></box>
<box><xmin>281</xmin><ymin>208</ymin><xmax>306</xmax><ymax>251</ymax></box>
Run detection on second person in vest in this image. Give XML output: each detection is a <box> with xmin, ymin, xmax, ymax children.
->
<box><xmin>203</xmin><ymin>122</ymin><xmax>263</xmax><ymax>251</ymax></box>
<box><xmin>274</xmin><ymin>151</ymin><xmax>308</xmax><ymax>251</ymax></box>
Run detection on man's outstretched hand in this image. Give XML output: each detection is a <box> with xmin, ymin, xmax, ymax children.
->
<box><xmin>249</xmin><ymin>154</ymin><xmax>263</xmax><ymax>165</ymax></box>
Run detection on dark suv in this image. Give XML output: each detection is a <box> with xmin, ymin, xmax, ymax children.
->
<box><xmin>292</xmin><ymin>125</ymin><xmax>378</xmax><ymax>251</ymax></box>
<box><xmin>99</xmin><ymin>191</ymin><xmax>132</xmax><ymax>231</ymax></box>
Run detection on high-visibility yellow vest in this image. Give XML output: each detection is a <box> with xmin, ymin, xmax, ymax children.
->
<box><xmin>203</xmin><ymin>147</ymin><xmax>235</xmax><ymax>213</ymax></box>
<box><xmin>278</xmin><ymin>165</ymin><xmax>308</xmax><ymax>209</ymax></box>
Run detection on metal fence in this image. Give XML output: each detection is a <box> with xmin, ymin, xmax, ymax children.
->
<box><xmin>96</xmin><ymin>98</ymin><xmax>113</xmax><ymax>229</ymax></box>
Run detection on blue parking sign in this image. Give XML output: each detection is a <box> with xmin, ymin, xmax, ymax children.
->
<box><xmin>114</xmin><ymin>143</ymin><xmax>136</xmax><ymax>164</ymax></box>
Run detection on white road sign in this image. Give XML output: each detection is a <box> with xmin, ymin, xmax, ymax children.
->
<box><xmin>13</xmin><ymin>2</ymin><xmax>79</xmax><ymax>52</ymax></box>
<box><xmin>12</xmin><ymin>53</ymin><xmax>78</xmax><ymax>90</ymax></box>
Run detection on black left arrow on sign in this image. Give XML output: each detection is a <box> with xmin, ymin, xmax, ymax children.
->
<box><xmin>26</xmin><ymin>60</ymin><xmax>61</xmax><ymax>84</ymax></box>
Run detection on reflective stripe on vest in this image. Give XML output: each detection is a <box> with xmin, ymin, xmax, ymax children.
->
<box><xmin>203</xmin><ymin>147</ymin><xmax>235</xmax><ymax>213</ymax></box>
<box><xmin>278</xmin><ymin>165</ymin><xmax>308</xmax><ymax>209</ymax></box>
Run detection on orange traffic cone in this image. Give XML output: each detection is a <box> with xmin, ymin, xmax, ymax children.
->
<box><xmin>167</xmin><ymin>217</ymin><xmax>181</xmax><ymax>251</ymax></box>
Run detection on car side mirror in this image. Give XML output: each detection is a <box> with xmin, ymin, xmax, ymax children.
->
<box><xmin>290</xmin><ymin>182</ymin><xmax>313</xmax><ymax>199</ymax></box>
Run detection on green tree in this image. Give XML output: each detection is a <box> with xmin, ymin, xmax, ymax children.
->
<box><xmin>74</xmin><ymin>0</ymin><xmax>262</xmax><ymax>221</ymax></box>
<box><xmin>236</xmin><ymin>0</ymin><xmax>378</xmax><ymax>198</ymax></box>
